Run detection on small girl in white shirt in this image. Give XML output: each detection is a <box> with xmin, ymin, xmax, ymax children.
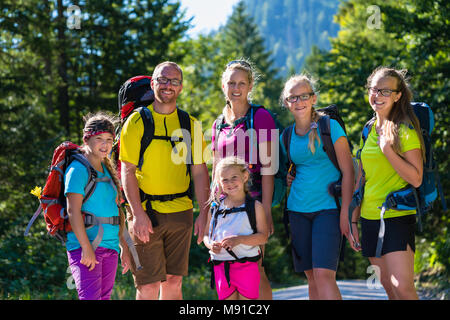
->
<box><xmin>203</xmin><ymin>156</ymin><xmax>268</xmax><ymax>300</ymax></box>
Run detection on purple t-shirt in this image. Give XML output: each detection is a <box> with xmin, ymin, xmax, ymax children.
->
<box><xmin>212</xmin><ymin>106</ymin><xmax>276</xmax><ymax>197</ymax></box>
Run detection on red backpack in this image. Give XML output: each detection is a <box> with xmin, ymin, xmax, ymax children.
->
<box><xmin>25</xmin><ymin>141</ymin><xmax>143</xmax><ymax>269</ymax></box>
<box><xmin>25</xmin><ymin>142</ymin><xmax>99</xmax><ymax>242</ymax></box>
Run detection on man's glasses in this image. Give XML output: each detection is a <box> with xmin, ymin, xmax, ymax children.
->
<box><xmin>156</xmin><ymin>77</ymin><xmax>182</xmax><ymax>86</ymax></box>
<box><xmin>227</xmin><ymin>60</ymin><xmax>251</xmax><ymax>69</ymax></box>
<box><xmin>285</xmin><ymin>93</ymin><xmax>314</xmax><ymax>103</ymax></box>
<box><xmin>368</xmin><ymin>87</ymin><xmax>399</xmax><ymax>97</ymax></box>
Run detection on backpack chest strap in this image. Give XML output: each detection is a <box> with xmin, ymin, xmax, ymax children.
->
<box><xmin>83</xmin><ymin>212</ymin><xmax>120</xmax><ymax>252</ymax></box>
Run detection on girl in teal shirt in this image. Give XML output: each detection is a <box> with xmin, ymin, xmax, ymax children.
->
<box><xmin>280</xmin><ymin>74</ymin><xmax>355</xmax><ymax>300</ymax></box>
<box><xmin>65</xmin><ymin>112</ymin><xmax>131</xmax><ymax>300</ymax></box>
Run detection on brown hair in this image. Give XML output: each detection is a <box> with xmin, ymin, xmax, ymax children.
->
<box><xmin>367</xmin><ymin>66</ymin><xmax>425</xmax><ymax>159</ymax></box>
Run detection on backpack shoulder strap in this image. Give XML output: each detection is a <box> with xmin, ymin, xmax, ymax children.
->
<box><xmin>136</xmin><ymin>106</ymin><xmax>154</xmax><ymax>171</ymax></box>
<box><xmin>245</xmin><ymin>104</ymin><xmax>264</xmax><ymax>130</ymax></box>
<box><xmin>214</xmin><ymin>114</ymin><xmax>225</xmax><ymax>133</ymax></box>
<box><xmin>318</xmin><ymin>115</ymin><xmax>340</xmax><ymax>172</ymax></box>
<box><xmin>245</xmin><ymin>195</ymin><xmax>257</xmax><ymax>234</ymax></box>
<box><xmin>177</xmin><ymin>108</ymin><xmax>192</xmax><ymax>133</ymax></box>
<box><xmin>209</xmin><ymin>201</ymin><xmax>220</xmax><ymax>238</ymax></box>
<box><xmin>69</xmin><ymin>151</ymin><xmax>98</xmax><ymax>203</ymax></box>
<box><xmin>281</xmin><ymin>124</ymin><xmax>294</xmax><ymax>169</ymax></box>
<box><xmin>360</xmin><ymin>117</ymin><xmax>376</xmax><ymax>149</ymax></box>
<box><xmin>213</xmin><ymin>114</ymin><xmax>226</xmax><ymax>155</ymax></box>
<box><xmin>177</xmin><ymin>108</ymin><xmax>193</xmax><ymax>178</ymax></box>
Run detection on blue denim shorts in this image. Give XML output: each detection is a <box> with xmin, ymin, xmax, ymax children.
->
<box><xmin>288</xmin><ymin>209</ymin><xmax>342</xmax><ymax>272</ymax></box>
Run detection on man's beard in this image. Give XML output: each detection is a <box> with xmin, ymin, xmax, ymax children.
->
<box><xmin>155</xmin><ymin>89</ymin><xmax>177</xmax><ymax>104</ymax></box>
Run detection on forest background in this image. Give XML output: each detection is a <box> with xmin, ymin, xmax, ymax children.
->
<box><xmin>0</xmin><ymin>0</ymin><xmax>448</xmax><ymax>299</ymax></box>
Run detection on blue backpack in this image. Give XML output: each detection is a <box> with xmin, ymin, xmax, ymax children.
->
<box><xmin>348</xmin><ymin>102</ymin><xmax>447</xmax><ymax>257</ymax></box>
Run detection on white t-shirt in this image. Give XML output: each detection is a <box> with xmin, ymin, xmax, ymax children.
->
<box><xmin>208</xmin><ymin>199</ymin><xmax>260</xmax><ymax>261</ymax></box>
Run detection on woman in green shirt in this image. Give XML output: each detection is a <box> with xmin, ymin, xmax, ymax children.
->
<box><xmin>351</xmin><ymin>67</ymin><xmax>425</xmax><ymax>300</ymax></box>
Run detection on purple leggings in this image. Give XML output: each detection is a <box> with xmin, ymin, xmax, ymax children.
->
<box><xmin>67</xmin><ymin>247</ymin><xmax>118</xmax><ymax>300</ymax></box>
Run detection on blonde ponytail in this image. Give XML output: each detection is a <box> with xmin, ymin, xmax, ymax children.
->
<box><xmin>308</xmin><ymin>110</ymin><xmax>322</xmax><ymax>154</ymax></box>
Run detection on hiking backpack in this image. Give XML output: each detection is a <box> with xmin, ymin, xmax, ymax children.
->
<box><xmin>113</xmin><ymin>75</ymin><xmax>155</xmax><ymax>181</ymax></box>
<box><xmin>25</xmin><ymin>142</ymin><xmax>105</xmax><ymax>242</ymax></box>
<box><xmin>24</xmin><ymin>142</ymin><xmax>142</xmax><ymax>269</ymax></box>
<box><xmin>113</xmin><ymin>75</ymin><xmax>194</xmax><ymax>227</ymax></box>
<box><xmin>213</xmin><ymin>104</ymin><xmax>288</xmax><ymax>207</ymax></box>
<box><xmin>348</xmin><ymin>102</ymin><xmax>447</xmax><ymax>257</ymax></box>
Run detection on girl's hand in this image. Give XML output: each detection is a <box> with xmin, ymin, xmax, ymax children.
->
<box><xmin>377</xmin><ymin>128</ymin><xmax>393</xmax><ymax>154</ymax></box>
<box><xmin>221</xmin><ymin>235</ymin><xmax>240</xmax><ymax>251</ymax></box>
<box><xmin>120</xmin><ymin>247</ymin><xmax>131</xmax><ymax>274</ymax></box>
<box><xmin>286</xmin><ymin>173</ymin><xmax>295</xmax><ymax>187</ymax></box>
<box><xmin>211</xmin><ymin>241</ymin><xmax>222</xmax><ymax>254</ymax></box>
<box><xmin>349</xmin><ymin>222</ymin><xmax>361</xmax><ymax>252</ymax></box>
<box><xmin>339</xmin><ymin>211</ymin><xmax>350</xmax><ymax>239</ymax></box>
<box><xmin>267</xmin><ymin>216</ymin><xmax>274</xmax><ymax>237</ymax></box>
<box><xmin>81</xmin><ymin>246</ymin><xmax>99</xmax><ymax>271</ymax></box>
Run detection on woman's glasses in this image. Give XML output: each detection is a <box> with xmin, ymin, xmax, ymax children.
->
<box><xmin>368</xmin><ymin>87</ymin><xmax>399</xmax><ymax>97</ymax></box>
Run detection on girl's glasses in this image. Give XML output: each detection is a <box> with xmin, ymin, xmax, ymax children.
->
<box><xmin>285</xmin><ymin>93</ymin><xmax>314</xmax><ymax>103</ymax></box>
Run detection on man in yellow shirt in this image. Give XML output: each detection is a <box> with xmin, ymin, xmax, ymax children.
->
<box><xmin>119</xmin><ymin>61</ymin><xmax>210</xmax><ymax>300</ymax></box>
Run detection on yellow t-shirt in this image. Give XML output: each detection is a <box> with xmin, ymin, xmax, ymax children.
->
<box><xmin>119</xmin><ymin>105</ymin><xmax>209</xmax><ymax>213</ymax></box>
<box><xmin>361</xmin><ymin>121</ymin><xmax>422</xmax><ymax>220</ymax></box>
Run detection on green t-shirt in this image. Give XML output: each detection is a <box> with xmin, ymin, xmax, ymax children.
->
<box><xmin>360</xmin><ymin>121</ymin><xmax>421</xmax><ymax>220</ymax></box>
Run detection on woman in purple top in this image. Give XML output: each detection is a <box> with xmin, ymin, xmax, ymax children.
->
<box><xmin>211</xmin><ymin>59</ymin><xmax>276</xmax><ymax>299</ymax></box>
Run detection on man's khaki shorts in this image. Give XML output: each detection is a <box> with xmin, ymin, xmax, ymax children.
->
<box><xmin>126</xmin><ymin>207</ymin><xmax>193</xmax><ymax>287</ymax></box>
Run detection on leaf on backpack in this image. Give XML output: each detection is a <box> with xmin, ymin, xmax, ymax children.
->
<box><xmin>30</xmin><ymin>186</ymin><xmax>42</xmax><ymax>199</ymax></box>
